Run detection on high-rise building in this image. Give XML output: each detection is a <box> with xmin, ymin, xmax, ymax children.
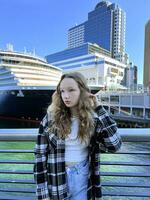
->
<box><xmin>124</xmin><ymin>62</ymin><xmax>138</xmax><ymax>90</ymax></box>
<box><xmin>68</xmin><ymin>23</ymin><xmax>85</xmax><ymax>49</ymax></box>
<box><xmin>68</xmin><ymin>0</ymin><xmax>126</xmax><ymax>63</ymax></box>
<box><xmin>144</xmin><ymin>19</ymin><xmax>150</xmax><ymax>88</ymax></box>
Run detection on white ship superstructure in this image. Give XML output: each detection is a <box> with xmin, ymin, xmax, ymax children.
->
<box><xmin>0</xmin><ymin>50</ymin><xmax>62</xmax><ymax>88</ymax></box>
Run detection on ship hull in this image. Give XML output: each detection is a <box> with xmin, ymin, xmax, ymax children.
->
<box><xmin>0</xmin><ymin>89</ymin><xmax>55</xmax><ymax>127</ymax></box>
<box><xmin>0</xmin><ymin>87</ymin><xmax>99</xmax><ymax>128</ymax></box>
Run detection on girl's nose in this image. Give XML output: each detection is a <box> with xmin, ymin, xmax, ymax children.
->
<box><xmin>64</xmin><ymin>92</ymin><xmax>70</xmax><ymax>99</ymax></box>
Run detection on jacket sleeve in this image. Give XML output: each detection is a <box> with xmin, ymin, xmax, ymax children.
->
<box><xmin>95</xmin><ymin>105</ymin><xmax>122</xmax><ymax>153</ymax></box>
<box><xmin>34</xmin><ymin>114</ymin><xmax>50</xmax><ymax>200</ymax></box>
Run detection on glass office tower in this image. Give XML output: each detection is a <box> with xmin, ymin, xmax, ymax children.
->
<box><xmin>85</xmin><ymin>1</ymin><xmax>113</xmax><ymax>52</ymax></box>
<box><xmin>68</xmin><ymin>1</ymin><xmax>126</xmax><ymax>63</ymax></box>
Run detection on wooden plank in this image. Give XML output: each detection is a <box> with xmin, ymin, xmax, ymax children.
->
<box><xmin>101</xmin><ymin>172</ymin><xmax>150</xmax><ymax>177</ymax></box>
<box><xmin>102</xmin><ymin>182</ymin><xmax>150</xmax><ymax>188</ymax></box>
<box><xmin>101</xmin><ymin>161</ymin><xmax>150</xmax><ymax>166</ymax></box>
<box><xmin>0</xmin><ymin>150</ymin><xmax>34</xmax><ymax>153</ymax></box>
<box><xmin>111</xmin><ymin>151</ymin><xmax>150</xmax><ymax>155</ymax></box>
<box><xmin>0</xmin><ymin>179</ymin><xmax>34</xmax><ymax>184</ymax></box>
<box><xmin>0</xmin><ymin>194</ymin><xmax>35</xmax><ymax>200</ymax></box>
<box><xmin>0</xmin><ymin>170</ymin><xmax>33</xmax><ymax>174</ymax></box>
<box><xmin>0</xmin><ymin>188</ymin><xmax>35</xmax><ymax>193</ymax></box>
<box><xmin>0</xmin><ymin>160</ymin><xmax>34</xmax><ymax>164</ymax></box>
<box><xmin>103</xmin><ymin>191</ymin><xmax>150</xmax><ymax>197</ymax></box>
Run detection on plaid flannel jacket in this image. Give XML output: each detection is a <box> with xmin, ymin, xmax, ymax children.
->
<box><xmin>34</xmin><ymin>105</ymin><xmax>122</xmax><ymax>200</ymax></box>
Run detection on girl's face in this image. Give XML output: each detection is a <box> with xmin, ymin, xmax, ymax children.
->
<box><xmin>60</xmin><ymin>78</ymin><xmax>81</xmax><ymax>108</ymax></box>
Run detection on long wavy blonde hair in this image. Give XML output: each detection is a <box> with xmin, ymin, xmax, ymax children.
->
<box><xmin>47</xmin><ymin>72</ymin><xmax>95</xmax><ymax>142</ymax></box>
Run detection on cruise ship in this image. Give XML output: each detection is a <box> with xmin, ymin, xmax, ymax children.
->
<box><xmin>0</xmin><ymin>46</ymin><xmax>101</xmax><ymax>128</ymax></box>
<box><xmin>0</xmin><ymin>46</ymin><xmax>62</xmax><ymax>127</ymax></box>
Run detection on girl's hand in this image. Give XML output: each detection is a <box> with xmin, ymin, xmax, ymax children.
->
<box><xmin>87</xmin><ymin>93</ymin><xmax>100</xmax><ymax>108</ymax></box>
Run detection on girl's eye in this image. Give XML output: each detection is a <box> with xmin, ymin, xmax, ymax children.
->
<box><xmin>60</xmin><ymin>90</ymin><xmax>64</xmax><ymax>93</ymax></box>
<box><xmin>69</xmin><ymin>89</ymin><xmax>75</xmax><ymax>92</ymax></box>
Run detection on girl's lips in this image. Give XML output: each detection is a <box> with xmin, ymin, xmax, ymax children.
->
<box><xmin>65</xmin><ymin>101</ymin><xmax>71</xmax><ymax>104</ymax></box>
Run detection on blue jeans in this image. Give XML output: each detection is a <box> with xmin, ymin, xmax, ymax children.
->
<box><xmin>66</xmin><ymin>159</ymin><xmax>89</xmax><ymax>200</ymax></box>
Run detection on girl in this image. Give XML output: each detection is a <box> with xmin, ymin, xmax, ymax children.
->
<box><xmin>34</xmin><ymin>72</ymin><xmax>122</xmax><ymax>200</ymax></box>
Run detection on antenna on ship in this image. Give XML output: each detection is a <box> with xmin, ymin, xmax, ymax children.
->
<box><xmin>24</xmin><ymin>47</ymin><xmax>27</xmax><ymax>53</ymax></box>
<box><xmin>6</xmin><ymin>43</ymin><xmax>14</xmax><ymax>52</ymax></box>
<box><xmin>33</xmin><ymin>48</ymin><xmax>36</xmax><ymax>56</ymax></box>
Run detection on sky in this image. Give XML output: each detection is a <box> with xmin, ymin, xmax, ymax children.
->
<box><xmin>0</xmin><ymin>0</ymin><xmax>149</xmax><ymax>84</ymax></box>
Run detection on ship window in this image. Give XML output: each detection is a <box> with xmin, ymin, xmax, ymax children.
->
<box><xmin>11</xmin><ymin>91</ymin><xmax>15</xmax><ymax>95</ymax></box>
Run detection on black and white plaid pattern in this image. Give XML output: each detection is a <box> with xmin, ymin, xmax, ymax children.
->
<box><xmin>34</xmin><ymin>105</ymin><xmax>122</xmax><ymax>200</ymax></box>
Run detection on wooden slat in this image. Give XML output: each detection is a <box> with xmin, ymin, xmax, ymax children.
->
<box><xmin>0</xmin><ymin>188</ymin><xmax>35</xmax><ymax>193</ymax></box>
<box><xmin>0</xmin><ymin>170</ymin><xmax>33</xmax><ymax>174</ymax></box>
<box><xmin>101</xmin><ymin>172</ymin><xmax>150</xmax><ymax>177</ymax></box>
<box><xmin>0</xmin><ymin>179</ymin><xmax>34</xmax><ymax>184</ymax></box>
<box><xmin>101</xmin><ymin>161</ymin><xmax>150</xmax><ymax>166</ymax></box>
<box><xmin>103</xmin><ymin>191</ymin><xmax>150</xmax><ymax>197</ymax></box>
<box><xmin>102</xmin><ymin>182</ymin><xmax>150</xmax><ymax>188</ymax></box>
<box><xmin>112</xmin><ymin>151</ymin><xmax>150</xmax><ymax>155</ymax></box>
<box><xmin>0</xmin><ymin>150</ymin><xmax>34</xmax><ymax>153</ymax></box>
<box><xmin>0</xmin><ymin>160</ymin><xmax>34</xmax><ymax>164</ymax></box>
<box><xmin>0</xmin><ymin>194</ymin><xmax>35</xmax><ymax>200</ymax></box>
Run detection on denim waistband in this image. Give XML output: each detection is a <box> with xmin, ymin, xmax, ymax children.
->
<box><xmin>65</xmin><ymin>158</ymin><xmax>88</xmax><ymax>171</ymax></box>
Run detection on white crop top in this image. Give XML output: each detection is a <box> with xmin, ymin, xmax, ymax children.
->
<box><xmin>65</xmin><ymin>117</ymin><xmax>88</xmax><ymax>163</ymax></box>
